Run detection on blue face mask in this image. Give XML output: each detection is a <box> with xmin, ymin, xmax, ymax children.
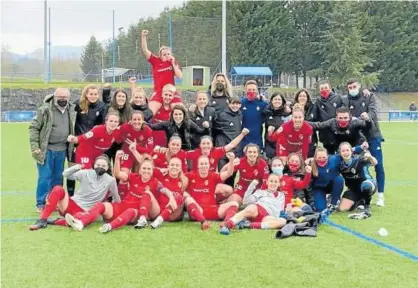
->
<box><xmin>272</xmin><ymin>167</ymin><xmax>283</xmax><ymax>175</ymax></box>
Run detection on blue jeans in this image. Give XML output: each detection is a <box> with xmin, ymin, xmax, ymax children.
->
<box><xmin>312</xmin><ymin>175</ymin><xmax>344</xmax><ymax>211</ymax></box>
<box><xmin>369</xmin><ymin>138</ymin><xmax>385</xmax><ymax>193</ymax></box>
<box><xmin>36</xmin><ymin>149</ymin><xmax>66</xmax><ymax>208</ymax></box>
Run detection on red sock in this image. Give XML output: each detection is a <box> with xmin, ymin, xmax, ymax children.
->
<box><xmin>138</xmin><ymin>193</ymin><xmax>151</xmax><ymax>218</ymax></box>
<box><xmin>118</xmin><ymin>182</ymin><xmax>129</xmax><ymax>200</ymax></box>
<box><xmin>54</xmin><ymin>219</ymin><xmax>67</xmax><ymax>226</ymax></box>
<box><xmin>224</xmin><ymin>206</ymin><xmax>238</xmax><ymax>221</ymax></box>
<box><xmin>250</xmin><ymin>222</ymin><xmax>262</xmax><ymax>229</ymax></box>
<box><xmin>78</xmin><ymin>203</ymin><xmax>105</xmax><ymax>226</ymax></box>
<box><xmin>109</xmin><ymin>208</ymin><xmax>137</xmax><ymax>230</ymax></box>
<box><xmin>41</xmin><ymin>186</ymin><xmax>66</xmax><ymax>220</ymax></box>
<box><xmin>225</xmin><ymin>219</ymin><xmax>235</xmax><ymax>229</ymax></box>
<box><xmin>187</xmin><ymin>203</ymin><xmax>205</xmax><ymax>222</ymax></box>
<box><xmin>160</xmin><ymin>207</ymin><xmax>173</xmax><ymax>221</ymax></box>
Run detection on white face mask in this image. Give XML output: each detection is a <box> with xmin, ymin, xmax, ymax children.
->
<box><xmin>349</xmin><ymin>89</ymin><xmax>359</xmax><ymax>97</ymax></box>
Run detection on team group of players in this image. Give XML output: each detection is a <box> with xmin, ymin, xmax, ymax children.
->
<box><xmin>29</xmin><ymin>30</ymin><xmax>385</xmax><ymax>234</ymax></box>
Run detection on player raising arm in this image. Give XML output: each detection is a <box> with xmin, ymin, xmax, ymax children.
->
<box><xmin>141</xmin><ymin>29</ymin><xmax>183</xmax><ymax>115</ymax></box>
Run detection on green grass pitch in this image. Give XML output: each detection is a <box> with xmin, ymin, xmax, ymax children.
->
<box><xmin>1</xmin><ymin>122</ymin><xmax>418</xmax><ymax>288</ymax></box>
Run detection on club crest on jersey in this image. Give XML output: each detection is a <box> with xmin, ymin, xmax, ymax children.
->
<box><xmin>310</xmin><ymin>113</ymin><xmax>314</xmax><ymax>118</ymax></box>
<box><xmin>269</xmin><ymin>116</ymin><xmax>273</xmax><ymax>119</ymax></box>
<box><xmin>210</xmin><ymin>158</ymin><xmax>215</xmax><ymax>164</ymax></box>
<box><xmin>192</xmin><ymin>179</ymin><xmax>196</xmax><ymax>183</ymax></box>
<box><xmin>85</xmin><ymin>131</ymin><xmax>94</xmax><ymax>139</ymax></box>
<box><xmin>350</xmin><ymin>106</ymin><xmax>354</xmax><ymax>109</ymax></box>
<box><xmin>351</xmin><ymin>168</ymin><xmax>356</xmax><ymax>174</ymax></box>
<box><xmin>321</xmin><ymin>105</ymin><xmax>324</xmax><ymax>109</ymax></box>
<box><xmin>243</xmin><ymin>169</ymin><xmax>247</xmax><ymax>173</ymax></box>
<box><xmin>196</xmin><ymin>117</ymin><xmax>201</xmax><ymax>121</ymax></box>
<box><xmin>152</xmin><ymin>154</ymin><xmax>158</xmax><ymax>160</ymax></box>
<box><xmin>281</xmin><ymin>181</ymin><xmax>286</xmax><ymax>187</ymax></box>
<box><xmin>230</xmin><ymin>122</ymin><xmax>234</xmax><ymax>126</ymax></box>
<box><xmin>99</xmin><ymin>138</ymin><xmax>105</xmax><ymax>142</ymax></box>
<box><xmin>209</xmin><ymin>116</ymin><xmax>212</xmax><ymax>121</ymax></box>
<box><xmin>139</xmin><ymin>136</ymin><xmax>144</xmax><ymax>141</ymax></box>
<box><xmin>204</xmin><ymin>180</ymin><xmax>209</xmax><ymax>186</ymax></box>
<box><xmin>178</xmin><ymin>182</ymin><xmax>182</xmax><ymax>188</ymax></box>
<box><xmin>212</xmin><ymin>101</ymin><xmax>217</xmax><ymax>105</ymax></box>
<box><xmin>165</xmin><ymin>178</ymin><xmax>169</xmax><ymax>182</ymax></box>
<box><xmin>333</xmin><ymin>103</ymin><xmax>337</xmax><ymax>107</ymax></box>
<box><xmin>299</xmin><ymin>134</ymin><xmax>303</xmax><ymax>140</ymax></box>
<box><xmin>326</xmin><ymin>169</ymin><xmax>329</xmax><ymax>173</ymax></box>
<box><xmin>243</xmin><ymin>107</ymin><xmax>247</xmax><ymax>110</ymax></box>
<box><xmin>256</xmin><ymin>106</ymin><xmax>260</xmax><ymax>111</ymax></box>
<box><xmin>133</xmin><ymin>184</ymin><xmax>138</xmax><ymax>188</ymax></box>
<box><xmin>96</xmin><ymin>111</ymin><xmax>100</xmax><ymax>116</ymax></box>
<box><xmin>362</xmin><ymin>102</ymin><xmax>365</xmax><ymax>107</ymax></box>
<box><xmin>253</xmin><ymin>170</ymin><xmax>258</xmax><ymax>176</ymax></box>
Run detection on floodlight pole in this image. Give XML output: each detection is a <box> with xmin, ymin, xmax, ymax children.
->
<box><xmin>222</xmin><ymin>0</ymin><xmax>227</xmax><ymax>75</ymax></box>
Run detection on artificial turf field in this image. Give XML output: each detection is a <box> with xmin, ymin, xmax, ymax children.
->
<box><xmin>1</xmin><ymin>122</ymin><xmax>417</xmax><ymax>288</ymax></box>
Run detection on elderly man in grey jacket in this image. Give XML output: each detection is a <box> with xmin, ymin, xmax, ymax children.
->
<box><xmin>29</xmin><ymin>88</ymin><xmax>76</xmax><ymax>212</ymax></box>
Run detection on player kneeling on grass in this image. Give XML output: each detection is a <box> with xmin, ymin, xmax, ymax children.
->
<box><xmin>338</xmin><ymin>142</ymin><xmax>378</xmax><ymax>219</ymax></box>
<box><xmin>29</xmin><ymin>155</ymin><xmax>120</xmax><ymax>231</ymax></box>
<box><xmin>66</xmin><ymin>156</ymin><xmax>177</xmax><ymax>233</ymax></box>
<box><xmin>219</xmin><ymin>174</ymin><xmax>287</xmax><ymax>235</ymax></box>
<box><xmin>184</xmin><ymin>153</ymin><xmax>238</xmax><ymax>230</ymax></box>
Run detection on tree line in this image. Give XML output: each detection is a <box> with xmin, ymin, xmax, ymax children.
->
<box><xmin>80</xmin><ymin>1</ymin><xmax>418</xmax><ymax>91</ymax></box>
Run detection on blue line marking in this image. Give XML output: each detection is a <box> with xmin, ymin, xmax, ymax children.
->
<box><xmin>1</xmin><ymin>218</ymin><xmax>37</xmax><ymax>223</ymax></box>
<box><xmin>325</xmin><ymin>219</ymin><xmax>418</xmax><ymax>262</ymax></box>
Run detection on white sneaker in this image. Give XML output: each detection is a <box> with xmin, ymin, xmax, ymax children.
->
<box><xmin>376</xmin><ymin>193</ymin><xmax>385</xmax><ymax>207</ymax></box>
<box><xmin>134</xmin><ymin>217</ymin><xmax>148</xmax><ymax>229</ymax></box>
<box><xmin>65</xmin><ymin>213</ymin><xmax>84</xmax><ymax>231</ymax></box>
<box><xmin>98</xmin><ymin>223</ymin><xmax>112</xmax><ymax>234</ymax></box>
<box><xmin>150</xmin><ymin>216</ymin><xmax>164</xmax><ymax>229</ymax></box>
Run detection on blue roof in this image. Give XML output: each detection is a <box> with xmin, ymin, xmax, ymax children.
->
<box><xmin>230</xmin><ymin>66</ymin><xmax>272</xmax><ymax>76</ymax></box>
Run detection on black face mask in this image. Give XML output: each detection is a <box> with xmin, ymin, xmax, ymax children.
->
<box><xmin>56</xmin><ymin>99</ymin><xmax>68</xmax><ymax>107</ymax></box>
<box><xmin>216</xmin><ymin>82</ymin><xmax>225</xmax><ymax>91</ymax></box>
<box><xmin>94</xmin><ymin>167</ymin><xmax>107</xmax><ymax>176</ymax></box>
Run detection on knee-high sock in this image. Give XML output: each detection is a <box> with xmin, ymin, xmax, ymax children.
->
<box><xmin>186</xmin><ymin>203</ymin><xmax>205</xmax><ymax>222</ymax></box>
<box><xmin>138</xmin><ymin>193</ymin><xmax>151</xmax><ymax>218</ymax></box>
<box><xmin>160</xmin><ymin>207</ymin><xmax>174</xmax><ymax>221</ymax></box>
<box><xmin>78</xmin><ymin>203</ymin><xmax>105</xmax><ymax>226</ymax></box>
<box><xmin>224</xmin><ymin>206</ymin><xmax>238</xmax><ymax>221</ymax></box>
<box><xmin>41</xmin><ymin>186</ymin><xmax>66</xmax><ymax>220</ymax></box>
<box><xmin>250</xmin><ymin>222</ymin><xmax>270</xmax><ymax>229</ymax></box>
<box><xmin>109</xmin><ymin>208</ymin><xmax>137</xmax><ymax>230</ymax></box>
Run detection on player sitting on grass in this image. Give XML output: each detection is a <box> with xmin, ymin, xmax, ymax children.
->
<box><xmin>219</xmin><ymin>174</ymin><xmax>287</xmax><ymax>235</ymax></box>
<box><xmin>337</xmin><ymin>142</ymin><xmax>378</xmax><ymax>219</ymax></box>
<box><xmin>29</xmin><ymin>155</ymin><xmax>120</xmax><ymax>231</ymax></box>
<box><xmin>183</xmin><ymin>153</ymin><xmax>238</xmax><ymax>230</ymax></box>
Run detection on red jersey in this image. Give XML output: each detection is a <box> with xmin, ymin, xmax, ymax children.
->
<box><xmin>151</xmin><ymin>150</ymin><xmax>188</xmax><ymax>172</ymax></box>
<box><xmin>152</xmin><ymin>106</ymin><xmax>171</xmax><ymax>147</ymax></box>
<box><xmin>153</xmin><ymin>169</ymin><xmax>184</xmax><ymax>194</ymax></box>
<box><xmin>186</xmin><ymin>171</ymin><xmax>223</xmax><ymax>206</ymax></box>
<box><xmin>261</xmin><ymin>173</ymin><xmax>311</xmax><ymax>205</ymax></box>
<box><xmin>123</xmin><ymin>173</ymin><xmax>161</xmax><ymax>204</ymax></box>
<box><xmin>269</xmin><ymin>121</ymin><xmax>312</xmax><ymax>159</ymax></box>
<box><xmin>148</xmin><ymin>54</ymin><xmax>180</xmax><ymax>93</ymax></box>
<box><xmin>76</xmin><ymin>125</ymin><xmax>120</xmax><ymax>156</ymax></box>
<box><xmin>185</xmin><ymin>147</ymin><xmax>226</xmax><ymax>172</ymax></box>
<box><xmin>235</xmin><ymin>157</ymin><xmax>269</xmax><ymax>184</ymax></box>
<box><xmin>118</xmin><ymin>123</ymin><xmax>154</xmax><ymax>154</ymax></box>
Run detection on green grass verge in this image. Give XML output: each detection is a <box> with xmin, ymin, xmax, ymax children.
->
<box><xmin>1</xmin><ymin>123</ymin><xmax>418</xmax><ymax>288</ymax></box>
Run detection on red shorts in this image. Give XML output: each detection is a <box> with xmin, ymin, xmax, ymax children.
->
<box><xmin>248</xmin><ymin>204</ymin><xmax>270</xmax><ymax>222</ymax></box>
<box><xmin>157</xmin><ymin>192</ymin><xmax>183</xmax><ymax>209</ymax></box>
<box><xmin>75</xmin><ymin>149</ymin><xmax>97</xmax><ymax>169</ymax></box>
<box><xmin>120</xmin><ymin>152</ymin><xmax>134</xmax><ymax>169</ymax></box>
<box><xmin>60</xmin><ymin>198</ymin><xmax>84</xmax><ymax>216</ymax></box>
<box><xmin>108</xmin><ymin>202</ymin><xmax>141</xmax><ymax>222</ymax></box>
<box><xmin>233</xmin><ymin>180</ymin><xmax>251</xmax><ymax>198</ymax></box>
<box><xmin>118</xmin><ymin>182</ymin><xmax>129</xmax><ymax>200</ymax></box>
<box><xmin>150</xmin><ymin>91</ymin><xmax>182</xmax><ymax>104</ymax></box>
<box><xmin>202</xmin><ymin>205</ymin><xmax>220</xmax><ymax>221</ymax></box>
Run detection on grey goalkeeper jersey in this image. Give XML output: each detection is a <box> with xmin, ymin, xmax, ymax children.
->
<box><xmin>243</xmin><ymin>182</ymin><xmax>285</xmax><ymax>218</ymax></box>
<box><xmin>63</xmin><ymin>165</ymin><xmax>120</xmax><ymax>210</ymax></box>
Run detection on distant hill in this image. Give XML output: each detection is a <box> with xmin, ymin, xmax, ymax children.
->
<box><xmin>28</xmin><ymin>45</ymin><xmax>84</xmax><ymax>60</ymax></box>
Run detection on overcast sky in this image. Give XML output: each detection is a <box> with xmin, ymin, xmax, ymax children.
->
<box><xmin>1</xmin><ymin>0</ymin><xmax>185</xmax><ymax>54</ymax></box>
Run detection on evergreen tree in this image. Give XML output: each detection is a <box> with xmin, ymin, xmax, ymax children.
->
<box><xmin>80</xmin><ymin>36</ymin><xmax>103</xmax><ymax>82</ymax></box>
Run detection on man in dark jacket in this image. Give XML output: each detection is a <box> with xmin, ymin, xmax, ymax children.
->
<box><xmin>29</xmin><ymin>88</ymin><xmax>76</xmax><ymax>212</ymax></box>
<box><xmin>342</xmin><ymin>78</ymin><xmax>385</xmax><ymax>207</ymax></box>
<box><xmin>308</xmin><ymin>107</ymin><xmax>372</xmax><ymax>153</ymax></box>
<box><xmin>312</xmin><ymin>80</ymin><xmax>344</xmax><ymax>152</ymax></box>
